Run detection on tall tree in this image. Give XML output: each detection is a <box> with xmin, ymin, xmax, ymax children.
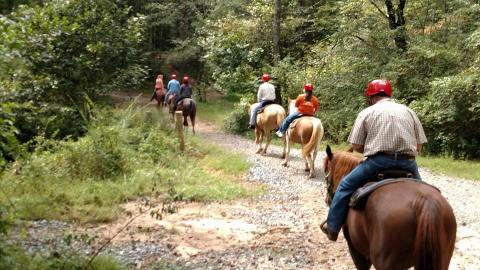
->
<box><xmin>368</xmin><ymin>0</ymin><xmax>408</xmax><ymax>51</ymax></box>
<box><xmin>272</xmin><ymin>0</ymin><xmax>282</xmax><ymax>104</ymax></box>
<box><xmin>272</xmin><ymin>0</ymin><xmax>281</xmax><ymax>61</ymax></box>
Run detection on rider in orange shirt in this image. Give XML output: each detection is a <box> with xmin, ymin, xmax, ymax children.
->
<box><xmin>276</xmin><ymin>83</ymin><xmax>319</xmax><ymax>137</ymax></box>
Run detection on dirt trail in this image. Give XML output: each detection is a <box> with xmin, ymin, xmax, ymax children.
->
<box><xmin>21</xmin><ymin>93</ymin><xmax>480</xmax><ymax>269</ymax></box>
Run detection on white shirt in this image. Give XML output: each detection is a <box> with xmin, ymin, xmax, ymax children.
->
<box><xmin>257</xmin><ymin>82</ymin><xmax>276</xmax><ymax>102</ymax></box>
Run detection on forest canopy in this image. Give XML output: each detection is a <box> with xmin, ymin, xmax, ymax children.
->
<box><xmin>1</xmin><ymin>0</ymin><xmax>480</xmax><ymax>162</ymax></box>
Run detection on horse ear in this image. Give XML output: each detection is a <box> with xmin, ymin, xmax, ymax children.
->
<box><xmin>347</xmin><ymin>146</ymin><xmax>354</xmax><ymax>153</ymax></box>
<box><xmin>326</xmin><ymin>145</ymin><xmax>333</xmax><ymax>161</ymax></box>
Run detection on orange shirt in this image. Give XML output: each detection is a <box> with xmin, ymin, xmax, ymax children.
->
<box><xmin>295</xmin><ymin>94</ymin><xmax>319</xmax><ymax>115</ymax></box>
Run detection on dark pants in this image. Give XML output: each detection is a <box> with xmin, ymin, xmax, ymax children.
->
<box><xmin>278</xmin><ymin>111</ymin><xmax>304</xmax><ymax>133</ymax></box>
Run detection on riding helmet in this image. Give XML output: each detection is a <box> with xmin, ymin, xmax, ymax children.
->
<box><xmin>304</xmin><ymin>83</ymin><xmax>313</xmax><ymax>91</ymax></box>
<box><xmin>366</xmin><ymin>79</ymin><xmax>392</xmax><ymax>97</ymax></box>
<box><xmin>261</xmin><ymin>74</ymin><xmax>271</xmax><ymax>82</ymax></box>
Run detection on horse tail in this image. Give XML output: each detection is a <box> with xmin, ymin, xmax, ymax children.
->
<box><xmin>189</xmin><ymin>99</ymin><xmax>196</xmax><ymax>133</ymax></box>
<box><xmin>413</xmin><ymin>195</ymin><xmax>445</xmax><ymax>270</ymax></box>
<box><xmin>302</xmin><ymin>118</ymin><xmax>323</xmax><ymax>157</ymax></box>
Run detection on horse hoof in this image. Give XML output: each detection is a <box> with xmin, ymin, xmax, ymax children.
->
<box><xmin>282</xmin><ymin>162</ymin><xmax>288</xmax><ymax>167</ymax></box>
<box><xmin>304</xmin><ymin>168</ymin><xmax>310</xmax><ymax>172</ymax></box>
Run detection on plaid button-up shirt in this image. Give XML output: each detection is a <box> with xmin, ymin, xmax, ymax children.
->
<box><xmin>348</xmin><ymin>98</ymin><xmax>427</xmax><ymax>157</ymax></box>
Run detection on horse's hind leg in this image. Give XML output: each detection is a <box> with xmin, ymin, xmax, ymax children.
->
<box><xmin>344</xmin><ymin>229</ymin><xmax>372</xmax><ymax>270</ymax></box>
<box><xmin>262</xmin><ymin>132</ymin><xmax>272</xmax><ymax>155</ymax></box>
<box><xmin>255</xmin><ymin>130</ymin><xmax>263</xmax><ymax>154</ymax></box>
<box><xmin>282</xmin><ymin>137</ymin><xmax>291</xmax><ymax>167</ymax></box>
<box><xmin>190</xmin><ymin>112</ymin><xmax>195</xmax><ymax>134</ymax></box>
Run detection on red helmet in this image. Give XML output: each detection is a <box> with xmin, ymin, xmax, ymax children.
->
<box><xmin>261</xmin><ymin>74</ymin><xmax>270</xmax><ymax>82</ymax></box>
<box><xmin>182</xmin><ymin>76</ymin><xmax>189</xmax><ymax>83</ymax></box>
<box><xmin>304</xmin><ymin>83</ymin><xmax>313</xmax><ymax>91</ymax></box>
<box><xmin>171</xmin><ymin>74</ymin><xmax>177</xmax><ymax>79</ymax></box>
<box><xmin>366</xmin><ymin>79</ymin><xmax>392</xmax><ymax>97</ymax></box>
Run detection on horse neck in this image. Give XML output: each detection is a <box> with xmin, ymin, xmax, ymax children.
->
<box><xmin>331</xmin><ymin>152</ymin><xmax>361</xmax><ymax>190</ymax></box>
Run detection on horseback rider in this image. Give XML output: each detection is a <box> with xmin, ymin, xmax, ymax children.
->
<box><xmin>172</xmin><ymin>76</ymin><xmax>193</xmax><ymax>112</ymax></box>
<box><xmin>321</xmin><ymin>79</ymin><xmax>428</xmax><ymax>241</ymax></box>
<box><xmin>150</xmin><ymin>73</ymin><xmax>165</xmax><ymax>102</ymax></box>
<box><xmin>248</xmin><ymin>73</ymin><xmax>276</xmax><ymax>129</ymax></box>
<box><xmin>164</xmin><ymin>74</ymin><xmax>181</xmax><ymax>105</ymax></box>
<box><xmin>275</xmin><ymin>83</ymin><xmax>319</xmax><ymax>137</ymax></box>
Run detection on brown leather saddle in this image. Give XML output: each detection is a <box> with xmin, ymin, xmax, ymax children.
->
<box><xmin>349</xmin><ymin>170</ymin><xmax>439</xmax><ymax>209</ymax></box>
<box><xmin>288</xmin><ymin>115</ymin><xmax>310</xmax><ymax>130</ymax></box>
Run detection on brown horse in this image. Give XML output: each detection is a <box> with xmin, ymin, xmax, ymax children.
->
<box><xmin>154</xmin><ymin>89</ymin><xmax>166</xmax><ymax>107</ymax></box>
<box><xmin>169</xmin><ymin>96</ymin><xmax>196</xmax><ymax>134</ymax></box>
<box><xmin>249</xmin><ymin>103</ymin><xmax>286</xmax><ymax>155</ymax></box>
<box><xmin>323</xmin><ymin>146</ymin><xmax>456</xmax><ymax>270</ymax></box>
<box><xmin>282</xmin><ymin>99</ymin><xmax>324</xmax><ymax>178</ymax></box>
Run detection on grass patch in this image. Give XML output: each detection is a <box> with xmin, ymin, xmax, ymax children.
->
<box><xmin>417</xmin><ymin>155</ymin><xmax>480</xmax><ymax>181</ymax></box>
<box><xmin>0</xmin><ymin>101</ymin><xmax>261</xmax><ymax>223</ymax></box>
<box><xmin>197</xmin><ymin>96</ymin><xmax>238</xmax><ymax>125</ymax></box>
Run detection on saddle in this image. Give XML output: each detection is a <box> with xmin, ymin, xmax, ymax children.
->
<box><xmin>349</xmin><ymin>170</ymin><xmax>418</xmax><ymax>209</ymax></box>
<box><xmin>257</xmin><ymin>101</ymin><xmax>275</xmax><ymax>114</ymax></box>
<box><xmin>288</xmin><ymin>115</ymin><xmax>310</xmax><ymax>130</ymax></box>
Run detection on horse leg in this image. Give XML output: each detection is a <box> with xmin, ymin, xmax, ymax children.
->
<box><xmin>262</xmin><ymin>132</ymin><xmax>272</xmax><ymax>155</ymax></box>
<box><xmin>281</xmin><ymin>136</ymin><xmax>286</xmax><ymax>159</ymax></box>
<box><xmin>256</xmin><ymin>130</ymin><xmax>263</xmax><ymax>154</ymax></box>
<box><xmin>282</xmin><ymin>137</ymin><xmax>291</xmax><ymax>167</ymax></box>
<box><xmin>344</xmin><ymin>227</ymin><xmax>372</xmax><ymax>270</ymax></box>
<box><xmin>190</xmin><ymin>112</ymin><xmax>195</xmax><ymax>134</ymax></box>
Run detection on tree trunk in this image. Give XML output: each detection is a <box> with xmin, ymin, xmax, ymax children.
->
<box><xmin>385</xmin><ymin>0</ymin><xmax>408</xmax><ymax>51</ymax></box>
<box><xmin>272</xmin><ymin>0</ymin><xmax>282</xmax><ymax>105</ymax></box>
<box><xmin>272</xmin><ymin>0</ymin><xmax>281</xmax><ymax>61</ymax></box>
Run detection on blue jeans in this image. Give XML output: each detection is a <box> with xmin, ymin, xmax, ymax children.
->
<box><xmin>327</xmin><ymin>154</ymin><xmax>421</xmax><ymax>233</ymax></box>
<box><xmin>278</xmin><ymin>111</ymin><xmax>302</xmax><ymax>133</ymax></box>
<box><xmin>249</xmin><ymin>100</ymin><xmax>274</xmax><ymax>126</ymax></box>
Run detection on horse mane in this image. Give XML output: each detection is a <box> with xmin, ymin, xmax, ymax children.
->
<box><xmin>331</xmin><ymin>151</ymin><xmax>362</xmax><ymax>186</ymax></box>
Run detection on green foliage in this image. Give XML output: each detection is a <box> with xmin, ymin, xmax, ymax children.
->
<box><xmin>0</xmin><ymin>0</ymin><xmax>147</xmax><ymax>148</ymax></box>
<box><xmin>203</xmin><ymin>0</ymin><xmax>480</xmax><ymax>158</ymax></box>
<box><xmin>412</xmin><ymin>74</ymin><xmax>480</xmax><ymax>158</ymax></box>
<box><xmin>417</xmin><ymin>154</ymin><xmax>480</xmax><ymax>181</ymax></box>
<box><xmin>223</xmin><ymin>97</ymin><xmax>252</xmax><ymax>134</ymax></box>
<box><xmin>0</xmin><ymin>246</ymin><xmax>125</xmax><ymax>270</ymax></box>
<box><xmin>196</xmin><ymin>96</ymin><xmax>238</xmax><ymax>125</ymax></box>
<box><xmin>0</xmin><ymin>102</ymin><xmax>259</xmax><ymax>223</ymax></box>
<box><xmin>0</xmin><ymin>103</ymin><xmax>21</xmax><ymax>168</ymax></box>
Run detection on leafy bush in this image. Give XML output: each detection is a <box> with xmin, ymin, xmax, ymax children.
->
<box><xmin>0</xmin><ymin>103</ymin><xmax>21</xmax><ymax>168</ymax></box>
<box><xmin>0</xmin><ymin>0</ymin><xmax>147</xmax><ymax>149</ymax></box>
<box><xmin>412</xmin><ymin>74</ymin><xmax>480</xmax><ymax>158</ymax></box>
<box><xmin>0</xmin><ymin>101</ymin><xmax>258</xmax><ymax>223</ymax></box>
<box><xmin>223</xmin><ymin>97</ymin><xmax>252</xmax><ymax>134</ymax></box>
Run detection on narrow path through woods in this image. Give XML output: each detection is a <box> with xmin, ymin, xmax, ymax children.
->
<box><xmin>20</xmin><ymin>93</ymin><xmax>480</xmax><ymax>269</ymax></box>
<box><xmin>98</xmin><ymin>94</ymin><xmax>480</xmax><ymax>269</ymax></box>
